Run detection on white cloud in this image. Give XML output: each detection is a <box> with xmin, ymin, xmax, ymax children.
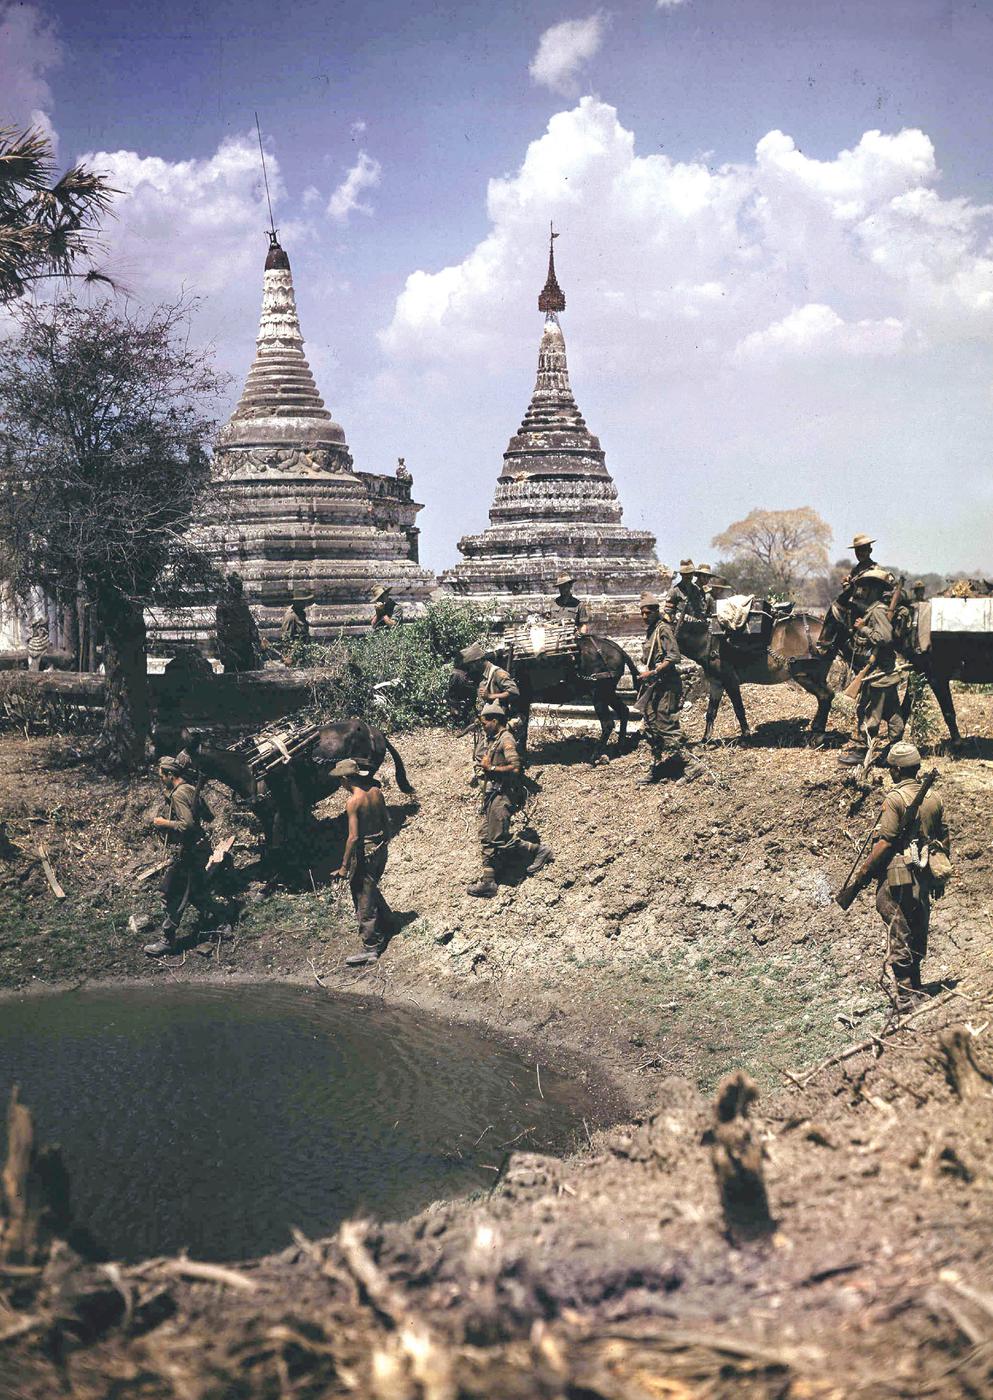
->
<box><xmin>378</xmin><ymin>98</ymin><xmax>993</xmax><ymax>574</ymax></box>
<box><xmin>734</xmin><ymin>304</ymin><xmax>907</xmax><ymax>360</ymax></box>
<box><xmin>655</xmin><ymin>0</ymin><xmax>688</xmax><ymax>8</ymax></box>
<box><xmin>350</xmin><ymin>119</ymin><xmax>367</xmax><ymax>138</ymax></box>
<box><xmin>529</xmin><ymin>13</ymin><xmax>606</xmax><ymax>95</ymax></box>
<box><xmin>327</xmin><ymin>151</ymin><xmax>382</xmax><ymax>223</ymax></box>
<box><xmin>0</xmin><ymin>0</ymin><xmax>62</xmax><ymax>144</ymax></box>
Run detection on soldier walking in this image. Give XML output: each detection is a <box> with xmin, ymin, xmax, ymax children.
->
<box><xmin>468</xmin><ymin>703</ymin><xmax>551</xmax><ymax>897</ymax></box>
<box><xmin>667</xmin><ymin>560</ymin><xmax>707</xmax><ymax>624</ymax></box>
<box><xmin>837</xmin><ymin>742</ymin><xmax>951</xmax><ymax>1010</ymax></box>
<box><xmin>840</xmin><ymin>569</ymin><xmax>907</xmax><ymax>766</ymax></box>
<box><xmin>458</xmin><ymin>643</ymin><xmax>520</xmax><ymax>715</ymax></box>
<box><xmin>143</xmin><ymin>756</ymin><xmax>225</xmax><ymax>957</ymax></box>
<box><xmin>330</xmin><ymin>758</ymin><xmax>393</xmax><ymax>966</ymax></box>
<box><xmin>635</xmin><ymin>593</ymin><xmax>698</xmax><ymax>784</ymax></box>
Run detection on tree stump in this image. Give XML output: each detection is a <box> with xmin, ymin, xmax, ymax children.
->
<box><xmin>937</xmin><ymin>1028</ymin><xmax>993</xmax><ymax>1101</ymax></box>
<box><xmin>708</xmin><ymin>1071</ymin><xmax>774</xmax><ymax>1243</ymax></box>
<box><xmin>0</xmin><ymin>1086</ymin><xmax>72</xmax><ymax>1266</ymax></box>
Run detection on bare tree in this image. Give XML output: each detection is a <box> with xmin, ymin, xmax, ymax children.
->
<box><xmin>711</xmin><ymin>507</ymin><xmax>831</xmax><ymax>597</ymax></box>
<box><xmin>0</xmin><ymin>297</ymin><xmax>226</xmax><ymax>771</ymax></box>
<box><xmin>0</xmin><ymin>126</ymin><xmax>116</xmax><ymax>303</ymax></box>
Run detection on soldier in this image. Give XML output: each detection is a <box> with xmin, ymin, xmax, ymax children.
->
<box><xmin>691</xmin><ymin>564</ymin><xmax>719</xmax><ymax>618</ymax></box>
<box><xmin>143</xmin><ymin>755</ymin><xmax>225</xmax><ymax>957</ymax></box>
<box><xmin>330</xmin><ymin>758</ymin><xmax>393</xmax><ymax>966</ymax></box>
<box><xmin>215</xmin><ymin>572</ymin><xmax>267</xmax><ymax>673</ymax></box>
<box><xmin>370</xmin><ymin>584</ymin><xmax>404</xmax><ymax>631</ymax></box>
<box><xmin>280</xmin><ymin>592</ymin><xmax>313</xmax><ymax>655</ymax></box>
<box><xmin>552</xmin><ymin>573</ymin><xmax>592</xmax><ymax>633</ymax></box>
<box><xmin>840</xmin><ymin>741</ymin><xmax>951</xmax><ymax>1011</ymax></box>
<box><xmin>458</xmin><ymin>643</ymin><xmax>520</xmax><ymax>715</ymax></box>
<box><xmin>840</xmin><ymin>568</ymin><xmax>908</xmax><ymax>766</ymax></box>
<box><xmin>468</xmin><ymin>703</ymin><xmax>552</xmax><ymax>897</ymax></box>
<box><xmin>635</xmin><ymin>593</ymin><xmax>699</xmax><ymax>784</ymax></box>
<box><xmin>912</xmin><ymin>579</ymin><xmax>927</xmax><ymax>603</ymax></box>
<box><xmin>817</xmin><ymin>535</ymin><xmax>896</xmax><ymax>661</ymax></box>
<box><xmin>667</xmin><ymin>559</ymin><xmax>707</xmax><ymax>624</ymax></box>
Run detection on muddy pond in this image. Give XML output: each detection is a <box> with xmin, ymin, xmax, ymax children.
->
<box><xmin>0</xmin><ymin>983</ymin><xmax>604</xmax><ymax>1263</ymax></box>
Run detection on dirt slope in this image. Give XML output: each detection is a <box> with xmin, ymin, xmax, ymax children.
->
<box><xmin>2</xmin><ymin>685</ymin><xmax>993</xmax><ymax>1396</ymax></box>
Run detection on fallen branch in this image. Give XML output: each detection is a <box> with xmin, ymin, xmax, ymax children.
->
<box><xmin>0</xmin><ymin>1314</ymin><xmax>46</xmax><ymax>1345</ymax></box>
<box><xmin>307</xmin><ymin>958</ymin><xmax>327</xmax><ymax>989</ymax></box>
<box><xmin>791</xmin><ymin>990</ymin><xmax>957</xmax><ymax>1087</ymax></box>
<box><xmin>135</xmin><ymin>858</ymin><xmax>170</xmax><ymax>884</ymax></box>
<box><xmin>160</xmin><ymin>1258</ymin><xmax>258</xmax><ymax>1293</ymax></box>
<box><xmin>37</xmin><ymin>844</ymin><xmax>65</xmax><ymax>899</ymax></box>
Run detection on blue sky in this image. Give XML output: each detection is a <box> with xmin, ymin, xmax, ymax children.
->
<box><xmin>3</xmin><ymin>0</ymin><xmax>993</xmax><ymax>575</ymax></box>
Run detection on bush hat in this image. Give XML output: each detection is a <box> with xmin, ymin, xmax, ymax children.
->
<box><xmin>888</xmin><ymin>741</ymin><xmax>922</xmax><ymax>769</ymax></box>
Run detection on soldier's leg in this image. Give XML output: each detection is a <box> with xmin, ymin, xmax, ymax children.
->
<box><xmin>145</xmin><ymin>859</ymin><xmax>190</xmax><ymax>955</ymax></box>
<box><xmin>469</xmin><ymin>794</ymin><xmax>508</xmax><ymax>895</ymax></box>
<box><xmin>881</xmin><ymin>687</ymin><xmax>905</xmax><ymax>745</ymax></box>
<box><xmin>876</xmin><ymin>883</ymin><xmax>918</xmax><ymax>1008</ymax></box>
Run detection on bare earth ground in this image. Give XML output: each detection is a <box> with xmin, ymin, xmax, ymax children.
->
<box><xmin>2</xmin><ymin>683</ymin><xmax>993</xmax><ymax>1397</ymax></box>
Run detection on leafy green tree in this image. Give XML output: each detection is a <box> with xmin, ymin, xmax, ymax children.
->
<box><xmin>0</xmin><ymin>297</ymin><xmax>226</xmax><ymax>771</ymax></box>
<box><xmin>1</xmin><ymin>125</ymin><xmax>115</xmax><ymax>302</ymax></box>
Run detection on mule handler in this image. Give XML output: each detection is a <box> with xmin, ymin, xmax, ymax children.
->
<box><xmin>144</xmin><ymin>756</ymin><xmax>226</xmax><ymax>957</ymax></box>
<box><xmin>468</xmin><ymin>703</ymin><xmax>552</xmax><ymax>897</ymax></box>
<box><xmin>330</xmin><ymin>758</ymin><xmax>393</xmax><ymax>966</ymax></box>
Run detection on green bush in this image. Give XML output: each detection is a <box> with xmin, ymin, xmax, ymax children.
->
<box><xmin>294</xmin><ymin>599</ymin><xmax>488</xmax><ymax>732</ymax></box>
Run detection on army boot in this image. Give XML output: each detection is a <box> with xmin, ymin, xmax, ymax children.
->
<box><xmin>638</xmin><ymin>763</ymin><xmax>664</xmax><ymax>786</ymax></box>
<box><xmin>345</xmin><ymin>947</ymin><xmax>381</xmax><ymax>967</ymax></box>
<box><xmin>468</xmin><ymin>868</ymin><xmax>499</xmax><ymax>898</ymax></box>
<box><xmin>143</xmin><ymin>930</ymin><xmax>177</xmax><ymax>958</ymax></box>
<box><xmin>526</xmin><ymin>844</ymin><xmax>553</xmax><ymax>875</ymax></box>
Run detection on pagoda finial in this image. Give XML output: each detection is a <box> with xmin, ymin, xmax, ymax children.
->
<box><xmin>538</xmin><ymin>221</ymin><xmax>566</xmax><ymax>314</ymax></box>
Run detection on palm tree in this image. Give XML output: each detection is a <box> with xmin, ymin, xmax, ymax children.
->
<box><xmin>0</xmin><ymin>125</ymin><xmax>116</xmax><ymax>303</ymax></box>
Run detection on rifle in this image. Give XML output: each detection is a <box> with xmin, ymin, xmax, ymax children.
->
<box><xmin>843</xmin><ymin>576</ymin><xmax>905</xmax><ymax>701</ymax></box>
<box><xmin>835</xmin><ymin>767</ymin><xmax>937</xmax><ymax>910</ymax></box>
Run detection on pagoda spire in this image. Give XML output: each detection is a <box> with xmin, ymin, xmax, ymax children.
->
<box><xmin>537</xmin><ymin>222</ymin><xmax>566</xmax><ymax>314</ymax></box>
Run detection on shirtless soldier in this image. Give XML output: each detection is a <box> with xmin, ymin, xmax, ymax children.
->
<box><xmin>330</xmin><ymin>758</ymin><xmax>393</xmax><ymax>966</ymax></box>
<box><xmin>838</xmin><ymin>741</ymin><xmax>951</xmax><ymax>1011</ymax></box>
<box><xmin>468</xmin><ymin>703</ymin><xmax>552</xmax><ymax>897</ymax></box>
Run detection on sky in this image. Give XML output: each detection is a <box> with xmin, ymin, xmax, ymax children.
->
<box><xmin>3</xmin><ymin>0</ymin><xmax>993</xmax><ymax>576</ymax></box>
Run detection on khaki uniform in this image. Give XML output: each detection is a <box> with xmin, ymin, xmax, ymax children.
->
<box><xmin>280</xmin><ymin>607</ymin><xmax>310</xmax><ymax>649</ymax></box>
<box><xmin>554</xmin><ymin>594</ymin><xmax>592</xmax><ymax>629</ymax></box>
<box><xmin>636</xmin><ymin>618</ymin><xmax>685</xmax><ymax>759</ymax></box>
<box><xmin>371</xmin><ymin>600</ymin><xmax>404</xmax><ymax>630</ymax></box>
<box><xmin>854</xmin><ymin>601</ymin><xmax>906</xmax><ymax>743</ymax></box>
<box><xmin>475</xmin><ymin>661</ymin><xmax>519</xmax><ymax>713</ymax></box>
<box><xmin>473</xmin><ymin>727</ymin><xmax>537</xmax><ymax>878</ymax></box>
<box><xmin>874</xmin><ymin>777</ymin><xmax>949</xmax><ymax>990</ymax></box>
<box><xmin>158</xmin><ymin>781</ymin><xmax>219</xmax><ymax>938</ymax></box>
<box><xmin>349</xmin><ymin>829</ymin><xmax>390</xmax><ymax>951</ymax></box>
<box><xmin>667</xmin><ymin>578</ymin><xmax>707</xmax><ymax>622</ymax></box>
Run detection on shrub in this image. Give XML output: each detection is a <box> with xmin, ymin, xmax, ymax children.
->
<box><xmin>295</xmin><ymin>599</ymin><xmax>488</xmax><ymax>732</ymax></box>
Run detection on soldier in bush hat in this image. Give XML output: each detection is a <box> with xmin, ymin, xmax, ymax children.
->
<box><xmin>370</xmin><ymin>584</ymin><xmax>404</xmax><ymax>631</ymax></box>
<box><xmin>839</xmin><ymin>568</ymin><xmax>908</xmax><ymax>766</ymax></box>
<box><xmin>667</xmin><ymin>558</ymin><xmax>707</xmax><ymax>624</ymax></box>
<box><xmin>840</xmin><ymin>740</ymin><xmax>950</xmax><ymax>1011</ymax></box>
<box><xmin>635</xmin><ymin>594</ymin><xmax>699</xmax><ymax>785</ymax></box>
<box><xmin>468</xmin><ymin>703</ymin><xmax>551</xmax><ymax>897</ymax></box>
<box><xmin>552</xmin><ymin>571</ymin><xmax>592</xmax><ymax>633</ymax></box>
<box><xmin>458</xmin><ymin>643</ymin><xmax>519</xmax><ymax>715</ymax></box>
<box><xmin>280</xmin><ymin>590</ymin><xmax>314</xmax><ymax>656</ymax></box>
<box><xmin>330</xmin><ymin>759</ymin><xmax>393</xmax><ymax>966</ymax></box>
<box><xmin>143</xmin><ymin>756</ymin><xmax>225</xmax><ymax>957</ymax></box>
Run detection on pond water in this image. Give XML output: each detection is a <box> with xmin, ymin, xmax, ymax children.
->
<box><xmin>0</xmin><ymin>983</ymin><xmax>602</xmax><ymax>1263</ymax></box>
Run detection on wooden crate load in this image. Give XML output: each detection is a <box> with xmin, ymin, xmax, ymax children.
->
<box><xmin>229</xmin><ymin>720</ymin><xmax>320</xmax><ymax>778</ymax></box>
